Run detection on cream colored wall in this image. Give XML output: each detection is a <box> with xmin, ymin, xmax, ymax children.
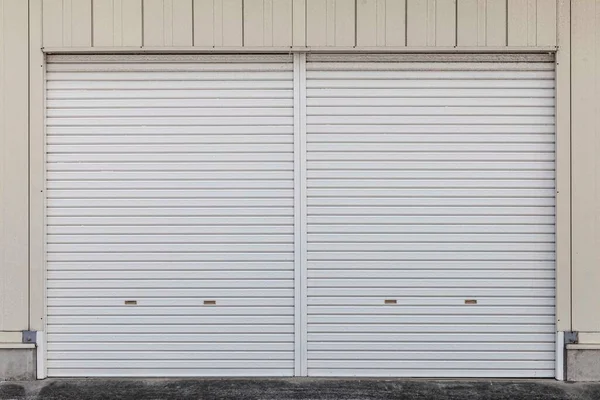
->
<box><xmin>41</xmin><ymin>0</ymin><xmax>557</xmax><ymax>49</ymax></box>
<box><xmin>571</xmin><ymin>0</ymin><xmax>600</xmax><ymax>337</ymax></box>
<box><xmin>0</xmin><ymin>0</ymin><xmax>29</xmax><ymax>333</ymax></box>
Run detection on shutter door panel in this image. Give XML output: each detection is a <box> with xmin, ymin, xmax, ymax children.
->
<box><xmin>306</xmin><ymin>60</ymin><xmax>556</xmax><ymax>378</ymax></box>
<box><xmin>46</xmin><ymin>55</ymin><xmax>295</xmax><ymax>377</ymax></box>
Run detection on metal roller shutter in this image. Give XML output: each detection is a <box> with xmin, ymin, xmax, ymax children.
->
<box><xmin>305</xmin><ymin>55</ymin><xmax>556</xmax><ymax>378</ymax></box>
<box><xmin>45</xmin><ymin>55</ymin><xmax>295</xmax><ymax>377</ymax></box>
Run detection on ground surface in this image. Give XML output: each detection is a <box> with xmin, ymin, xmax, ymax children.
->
<box><xmin>2</xmin><ymin>378</ymin><xmax>600</xmax><ymax>400</ymax></box>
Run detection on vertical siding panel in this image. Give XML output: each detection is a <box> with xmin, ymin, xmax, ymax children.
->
<box><xmin>244</xmin><ymin>0</ymin><xmax>264</xmax><ymax>46</ymax></box>
<box><xmin>536</xmin><ymin>0</ymin><xmax>556</xmax><ymax>46</ymax></box>
<box><xmin>357</xmin><ymin>0</ymin><xmax>377</xmax><ymax>47</ymax></box>
<box><xmin>43</xmin><ymin>0</ymin><xmax>64</xmax><ymax>47</ymax></box>
<box><xmin>263</xmin><ymin>0</ymin><xmax>274</xmax><ymax>46</ymax></box>
<box><xmin>507</xmin><ymin>0</ymin><xmax>528</xmax><ymax>46</ymax></box>
<box><xmin>222</xmin><ymin>0</ymin><xmax>243</xmax><ymax>46</ymax></box>
<box><xmin>164</xmin><ymin>0</ymin><xmax>174</xmax><ymax>45</ymax></box>
<box><xmin>477</xmin><ymin>0</ymin><xmax>487</xmax><ymax>45</ymax></box>
<box><xmin>426</xmin><ymin>0</ymin><xmax>435</xmax><ymax>46</ymax></box>
<box><xmin>121</xmin><ymin>0</ymin><xmax>143</xmax><ymax>46</ymax></box>
<box><xmin>0</xmin><ymin>0</ymin><xmax>29</xmax><ymax>331</ymax></box>
<box><xmin>143</xmin><ymin>0</ymin><xmax>165</xmax><ymax>46</ymax></box>
<box><xmin>172</xmin><ymin>0</ymin><xmax>193</xmax><ymax>46</ymax></box>
<box><xmin>527</xmin><ymin>0</ymin><xmax>537</xmax><ymax>46</ymax></box>
<box><xmin>435</xmin><ymin>0</ymin><xmax>456</xmax><ymax>46</ymax></box>
<box><xmin>457</xmin><ymin>0</ymin><xmax>477</xmax><ymax>46</ymax></box>
<box><xmin>194</xmin><ymin>0</ymin><xmax>215</xmax><ymax>46</ymax></box>
<box><xmin>572</xmin><ymin>0</ymin><xmax>600</xmax><ymax>332</ymax></box>
<box><xmin>213</xmin><ymin>0</ymin><xmax>224</xmax><ymax>46</ymax></box>
<box><xmin>292</xmin><ymin>0</ymin><xmax>306</xmax><ymax>46</ymax></box>
<box><xmin>406</xmin><ymin>0</ymin><xmax>427</xmax><ymax>46</ymax></box>
<box><xmin>335</xmin><ymin>0</ymin><xmax>355</xmax><ymax>46</ymax></box>
<box><xmin>272</xmin><ymin>0</ymin><xmax>292</xmax><ymax>46</ymax></box>
<box><xmin>326</xmin><ymin>0</ymin><xmax>335</xmax><ymax>45</ymax></box>
<box><xmin>62</xmin><ymin>0</ymin><xmax>72</xmax><ymax>46</ymax></box>
<box><xmin>70</xmin><ymin>0</ymin><xmax>92</xmax><ymax>47</ymax></box>
<box><xmin>486</xmin><ymin>0</ymin><xmax>507</xmax><ymax>46</ymax></box>
<box><xmin>93</xmin><ymin>0</ymin><xmax>114</xmax><ymax>46</ymax></box>
<box><xmin>376</xmin><ymin>0</ymin><xmax>385</xmax><ymax>46</ymax></box>
<box><xmin>306</xmin><ymin>0</ymin><xmax>327</xmax><ymax>46</ymax></box>
<box><xmin>385</xmin><ymin>0</ymin><xmax>406</xmax><ymax>46</ymax></box>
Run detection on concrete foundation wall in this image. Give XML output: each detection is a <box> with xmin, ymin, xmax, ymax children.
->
<box><xmin>0</xmin><ymin>349</ymin><xmax>35</xmax><ymax>381</ymax></box>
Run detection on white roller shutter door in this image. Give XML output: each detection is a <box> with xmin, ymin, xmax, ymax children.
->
<box><xmin>305</xmin><ymin>56</ymin><xmax>556</xmax><ymax>378</ymax></box>
<box><xmin>46</xmin><ymin>55</ymin><xmax>295</xmax><ymax>377</ymax></box>
<box><xmin>45</xmin><ymin>53</ymin><xmax>556</xmax><ymax>378</ymax></box>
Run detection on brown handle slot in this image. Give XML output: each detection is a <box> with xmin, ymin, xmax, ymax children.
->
<box><xmin>384</xmin><ymin>299</ymin><xmax>397</xmax><ymax>304</ymax></box>
<box><xmin>464</xmin><ymin>299</ymin><xmax>478</xmax><ymax>305</ymax></box>
<box><xmin>124</xmin><ymin>300</ymin><xmax>137</xmax><ymax>305</ymax></box>
<box><xmin>204</xmin><ymin>300</ymin><xmax>216</xmax><ymax>305</ymax></box>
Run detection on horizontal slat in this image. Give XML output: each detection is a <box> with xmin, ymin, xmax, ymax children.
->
<box><xmin>48</xmin><ymin>360</ymin><xmax>293</xmax><ymax>369</ymax></box>
<box><xmin>308</xmin><ymin>288</ymin><xmax>554</xmax><ymax>297</ymax></box>
<box><xmin>48</xmin><ymin>324</ymin><xmax>293</xmax><ymax>333</ymax></box>
<box><xmin>307</xmin><ymin>297</ymin><xmax>554</xmax><ymax>306</ymax></box>
<box><xmin>308</xmin><ymin>189</ymin><xmax>555</xmax><ymax>198</ymax></box>
<box><xmin>306</xmin><ymin>306</ymin><xmax>553</xmax><ymax>315</ymax></box>
<box><xmin>308</xmin><ymin>133</ymin><xmax>555</xmax><ymax>143</ymax></box>
<box><xmin>48</xmin><ymin>234</ymin><xmax>293</xmax><ymax>244</ymax></box>
<box><xmin>307</xmin><ymin>342</ymin><xmax>555</xmax><ymax>352</ymax></box>
<box><xmin>47</xmin><ymin>278</ymin><xmax>293</xmax><ymax>288</ymax></box>
<box><xmin>48</xmin><ymin>297</ymin><xmax>294</xmax><ymax>306</ymax></box>
<box><xmin>48</xmin><ymin>351</ymin><xmax>292</xmax><ymax>360</ymax></box>
<box><xmin>49</xmin><ymin>289</ymin><xmax>294</xmax><ymax>297</ymax></box>
<box><xmin>48</xmin><ymin>198</ymin><xmax>294</xmax><ymax>207</ymax></box>
<box><xmin>308</xmin><ymin>325</ymin><xmax>554</xmax><ymax>334</ymax></box>
<box><xmin>307</xmin><ymin>88</ymin><xmax>554</xmax><ymax>98</ymax></box>
<box><xmin>308</xmin><ymin>269</ymin><xmax>554</xmax><ymax>279</ymax></box>
<box><xmin>47</xmin><ymin>125</ymin><xmax>294</xmax><ymax>134</ymax></box>
<box><xmin>47</xmin><ymin>253</ymin><xmax>294</xmax><ymax>262</ymax></box>
<box><xmin>307</xmin><ymin>260</ymin><xmax>554</xmax><ymax>269</ymax></box>
<box><xmin>307</xmin><ymin>333</ymin><xmax>555</xmax><ymax>342</ymax></box>
<box><xmin>308</xmin><ymin>215</ymin><xmax>555</xmax><ymax>224</ymax></box>
<box><xmin>47</xmin><ymin>135</ymin><xmax>294</xmax><ymax>144</ymax></box>
<box><xmin>48</xmin><ymin>71</ymin><xmax>293</xmax><ymax>81</ymax></box>
<box><xmin>49</xmin><ymin>316</ymin><xmax>293</xmax><ymax>324</ymax></box>
<box><xmin>48</xmin><ymin>226</ymin><xmax>294</xmax><ymax>235</ymax></box>
<box><xmin>48</xmin><ymin>270</ymin><xmax>293</xmax><ymax>279</ymax></box>
<box><xmin>48</xmin><ymin>90</ymin><xmax>293</xmax><ymax>99</ymax></box>
<box><xmin>47</xmin><ymin>82</ymin><xmax>293</xmax><ymax>90</ymax></box>
<box><xmin>307</xmin><ymin>253</ymin><xmax>554</xmax><ymax>261</ymax></box>
<box><xmin>306</xmin><ymin>62</ymin><xmax>554</xmax><ymax>71</ymax></box>
<box><xmin>307</xmin><ymin>360</ymin><xmax>554</xmax><ymax>370</ymax></box>
<box><xmin>308</xmin><ymin>206</ymin><xmax>555</xmax><ymax>215</ymax></box>
<box><xmin>48</xmin><ymin>98</ymin><xmax>295</xmax><ymax>108</ymax></box>
<box><xmin>48</xmin><ymin>334</ymin><xmax>293</xmax><ymax>342</ymax></box>
<box><xmin>307</xmin><ymin>369</ymin><xmax>554</xmax><ymax>378</ymax></box>
<box><xmin>306</xmin><ymin>71</ymin><xmax>555</xmax><ymax>79</ymax></box>
<box><xmin>47</xmin><ymin>207</ymin><xmax>293</xmax><ymax>217</ymax></box>
<box><xmin>47</xmin><ymin>162</ymin><xmax>294</xmax><ymax>171</ymax></box>
<box><xmin>308</xmin><ymin>97</ymin><xmax>556</xmax><ymax>107</ymax></box>
<box><xmin>307</xmin><ymin>115</ymin><xmax>554</xmax><ymax>124</ymax></box>
<box><xmin>307</xmin><ymin>243</ymin><xmax>554</xmax><ymax>252</ymax></box>
<box><xmin>47</xmin><ymin>216</ymin><xmax>293</xmax><ymax>225</ymax></box>
<box><xmin>48</xmin><ymin>153</ymin><xmax>291</xmax><ymax>162</ymax></box>
<box><xmin>49</xmin><ymin>342</ymin><xmax>294</xmax><ymax>351</ymax></box>
<box><xmin>308</xmin><ymin>152</ymin><xmax>555</xmax><ymax>161</ymax></box>
<box><xmin>308</xmin><ymin>161</ymin><xmax>555</xmax><ymax>170</ymax></box>
<box><xmin>48</xmin><ymin>369</ymin><xmax>292</xmax><ymax>377</ymax></box>
<box><xmin>309</xmin><ymin>351</ymin><xmax>555</xmax><ymax>360</ymax></box>
<box><xmin>307</xmin><ymin>80</ymin><xmax>555</xmax><ymax>89</ymax></box>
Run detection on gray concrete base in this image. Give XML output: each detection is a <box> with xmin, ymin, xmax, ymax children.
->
<box><xmin>567</xmin><ymin>346</ymin><xmax>600</xmax><ymax>381</ymax></box>
<box><xmin>0</xmin><ymin>349</ymin><xmax>35</xmax><ymax>381</ymax></box>
<box><xmin>2</xmin><ymin>379</ymin><xmax>600</xmax><ymax>400</ymax></box>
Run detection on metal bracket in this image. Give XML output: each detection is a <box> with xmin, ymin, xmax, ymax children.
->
<box><xmin>564</xmin><ymin>331</ymin><xmax>578</xmax><ymax>344</ymax></box>
<box><xmin>22</xmin><ymin>331</ymin><xmax>37</xmax><ymax>344</ymax></box>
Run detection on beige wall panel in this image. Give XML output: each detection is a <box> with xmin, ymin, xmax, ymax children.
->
<box><xmin>292</xmin><ymin>0</ymin><xmax>306</xmax><ymax>46</ymax></box>
<box><xmin>144</xmin><ymin>0</ymin><xmax>193</xmax><ymax>46</ymax></box>
<box><xmin>457</xmin><ymin>0</ymin><xmax>482</xmax><ymax>46</ymax></box>
<box><xmin>486</xmin><ymin>0</ymin><xmax>507</xmax><ymax>46</ymax></box>
<box><xmin>193</xmin><ymin>0</ymin><xmax>215</xmax><ymax>46</ymax></box>
<box><xmin>357</xmin><ymin>0</ymin><xmax>406</xmax><ymax>46</ymax></box>
<box><xmin>42</xmin><ymin>0</ymin><xmax>64</xmax><ymax>47</ymax></box>
<box><xmin>244</xmin><ymin>0</ymin><xmax>292</xmax><ymax>47</ymax></box>
<box><xmin>68</xmin><ymin>0</ymin><xmax>92</xmax><ymax>47</ymax></box>
<box><xmin>536</xmin><ymin>0</ymin><xmax>557</xmax><ymax>46</ymax></box>
<box><xmin>272</xmin><ymin>0</ymin><xmax>293</xmax><ymax>46</ymax></box>
<box><xmin>385</xmin><ymin>0</ymin><xmax>406</xmax><ymax>46</ymax></box>
<box><xmin>554</xmin><ymin>0</ymin><xmax>571</xmax><ymax>332</ymax></box>
<box><xmin>572</xmin><ymin>0</ymin><xmax>600</xmax><ymax>332</ymax></box>
<box><xmin>29</xmin><ymin>0</ymin><xmax>46</xmax><ymax>332</ymax></box>
<box><xmin>407</xmin><ymin>0</ymin><xmax>428</xmax><ymax>46</ymax></box>
<box><xmin>93</xmin><ymin>0</ymin><xmax>142</xmax><ymax>47</ymax></box>
<box><xmin>508</xmin><ymin>0</ymin><xmax>542</xmax><ymax>46</ymax></box>
<box><xmin>307</xmin><ymin>0</ymin><xmax>354</xmax><ymax>46</ymax></box>
<box><xmin>435</xmin><ymin>0</ymin><xmax>457</xmax><ymax>46</ymax></box>
<box><xmin>222</xmin><ymin>0</ymin><xmax>243</xmax><ymax>46</ymax></box>
<box><xmin>0</xmin><ymin>0</ymin><xmax>29</xmax><ymax>332</ymax></box>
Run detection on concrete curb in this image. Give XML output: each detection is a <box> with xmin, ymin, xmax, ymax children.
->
<box><xmin>2</xmin><ymin>379</ymin><xmax>600</xmax><ymax>400</ymax></box>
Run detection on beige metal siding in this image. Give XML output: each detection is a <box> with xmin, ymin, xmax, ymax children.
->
<box><xmin>0</xmin><ymin>0</ymin><xmax>29</xmax><ymax>331</ymax></box>
<box><xmin>572</xmin><ymin>0</ymin><xmax>600</xmax><ymax>333</ymax></box>
<box><xmin>41</xmin><ymin>0</ymin><xmax>558</xmax><ymax>49</ymax></box>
